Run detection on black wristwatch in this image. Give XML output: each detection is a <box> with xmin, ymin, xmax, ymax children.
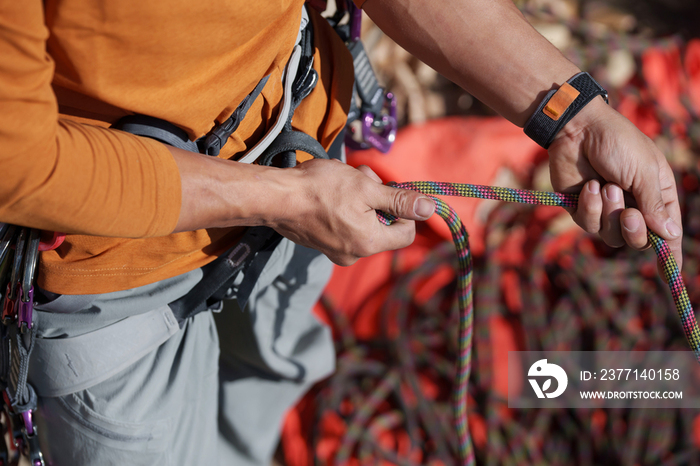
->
<box><xmin>524</xmin><ymin>72</ymin><xmax>608</xmax><ymax>149</ymax></box>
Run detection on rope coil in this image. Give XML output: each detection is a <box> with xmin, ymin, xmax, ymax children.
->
<box><xmin>379</xmin><ymin>181</ymin><xmax>699</xmax><ymax>465</ymax></box>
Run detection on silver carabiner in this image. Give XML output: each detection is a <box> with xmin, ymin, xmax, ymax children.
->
<box><xmin>0</xmin><ymin>225</ymin><xmax>17</xmax><ymax>287</ymax></box>
<box><xmin>18</xmin><ymin>230</ymin><xmax>40</xmax><ymax>333</ymax></box>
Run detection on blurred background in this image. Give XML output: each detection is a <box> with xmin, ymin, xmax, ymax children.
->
<box><xmin>279</xmin><ymin>1</ymin><xmax>700</xmax><ymax>464</ymax></box>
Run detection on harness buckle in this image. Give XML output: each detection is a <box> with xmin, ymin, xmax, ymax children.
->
<box><xmin>227</xmin><ymin>242</ymin><xmax>251</xmax><ymax>268</ymax></box>
<box><xmin>201</xmin><ymin>75</ymin><xmax>271</xmax><ymax>157</ymax></box>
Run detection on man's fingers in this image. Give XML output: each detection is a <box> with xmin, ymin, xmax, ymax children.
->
<box><xmin>355</xmin><ymin>164</ymin><xmax>435</xmax><ymax>221</ymax></box>
<box><xmin>633</xmin><ymin>178</ymin><xmax>681</xmax><ymax>244</ymax></box>
<box><xmin>619</xmin><ymin>209</ymin><xmax>649</xmax><ymax>251</ymax></box>
<box><xmin>373</xmin><ymin>185</ymin><xmax>436</xmax><ymax>222</ymax></box>
<box><xmin>573</xmin><ymin>180</ymin><xmax>602</xmax><ymax>234</ymax></box>
<box><xmin>619</xmin><ymin>208</ymin><xmax>676</xmax><ymax>283</ymax></box>
<box><xmin>375</xmin><ymin>217</ymin><xmax>417</xmax><ymax>252</ymax></box>
<box><xmin>630</xmin><ymin>165</ymin><xmax>683</xmax><ymax>272</ymax></box>
<box><xmin>600</xmin><ymin>184</ymin><xmax>625</xmax><ymax>248</ymax></box>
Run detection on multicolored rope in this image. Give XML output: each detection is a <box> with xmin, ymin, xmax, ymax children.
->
<box><xmin>648</xmin><ymin>232</ymin><xmax>700</xmax><ymax>360</ymax></box>
<box><xmin>377</xmin><ymin>180</ymin><xmax>700</xmax><ymax>466</ymax></box>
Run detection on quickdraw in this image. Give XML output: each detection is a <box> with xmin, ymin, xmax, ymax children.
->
<box><xmin>378</xmin><ymin>181</ymin><xmax>698</xmax><ymax>466</ymax></box>
<box><xmin>0</xmin><ymin>224</ymin><xmax>64</xmax><ymax>466</ymax></box>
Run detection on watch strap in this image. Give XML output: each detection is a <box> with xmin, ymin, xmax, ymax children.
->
<box><xmin>524</xmin><ymin>72</ymin><xmax>609</xmax><ymax>149</ymax></box>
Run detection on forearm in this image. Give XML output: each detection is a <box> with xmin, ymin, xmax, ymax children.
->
<box><xmin>170</xmin><ymin>146</ymin><xmax>437</xmax><ymax>266</ymax></box>
<box><xmin>0</xmin><ymin>1</ymin><xmax>186</xmax><ymax>238</ymax></box>
<box><xmin>170</xmin><ymin>146</ymin><xmax>294</xmax><ymax>233</ymax></box>
<box><xmin>362</xmin><ymin>0</ymin><xmax>580</xmax><ymax>126</ymax></box>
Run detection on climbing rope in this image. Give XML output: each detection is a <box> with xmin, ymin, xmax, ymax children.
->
<box><xmin>378</xmin><ymin>181</ymin><xmax>699</xmax><ymax>466</ymax></box>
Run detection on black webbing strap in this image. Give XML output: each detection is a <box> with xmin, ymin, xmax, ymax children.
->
<box><xmin>112</xmin><ymin>115</ymin><xmax>200</xmax><ymax>152</ymax></box>
<box><xmin>524</xmin><ymin>72</ymin><xmax>608</xmax><ymax>149</ymax></box>
<box><xmin>111</xmin><ymin>75</ymin><xmax>270</xmax><ymax>156</ymax></box>
<box><xmin>201</xmin><ymin>75</ymin><xmax>270</xmax><ymax>156</ymax></box>
<box><xmin>259</xmin><ymin>131</ymin><xmax>329</xmax><ymax>166</ymax></box>
<box><xmin>168</xmin><ymin>226</ymin><xmax>281</xmax><ymax>325</ymax></box>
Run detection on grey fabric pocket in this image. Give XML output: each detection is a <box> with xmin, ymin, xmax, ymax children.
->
<box><xmin>38</xmin><ymin>390</ymin><xmax>170</xmax><ymax>465</ymax></box>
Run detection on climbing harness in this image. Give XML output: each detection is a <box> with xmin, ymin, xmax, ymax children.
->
<box><xmin>19</xmin><ymin>7</ymin><xmax>342</xmax><ymax>412</ymax></box>
<box><xmin>110</xmin><ymin>5</ymin><xmax>332</xmax><ymax>319</ymax></box>
<box><xmin>110</xmin><ymin>0</ymin><xmax>397</xmax><ymax>319</ymax></box>
<box><xmin>374</xmin><ymin>181</ymin><xmax>698</xmax><ymax>465</ymax></box>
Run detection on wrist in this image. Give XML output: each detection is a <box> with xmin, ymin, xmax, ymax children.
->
<box><xmin>171</xmin><ymin>146</ymin><xmax>302</xmax><ymax>232</ymax></box>
<box><xmin>254</xmin><ymin>165</ymin><xmax>308</xmax><ymax>229</ymax></box>
<box><xmin>553</xmin><ymin>95</ymin><xmax>610</xmax><ymax>145</ymax></box>
<box><xmin>524</xmin><ymin>72</ymin><xmax>608</xmax><ymax>148</ymax></box>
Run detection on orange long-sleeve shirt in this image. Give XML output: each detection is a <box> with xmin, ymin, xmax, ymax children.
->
<box><xmin>0</xmin><ymin>0</ymin><xmax>353</xmax><ymax>294</ymax></box>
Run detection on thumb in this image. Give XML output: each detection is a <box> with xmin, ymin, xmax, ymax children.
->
<box><xmin>374</xmin><ymin>185</ymin><xmax>436</xmax><ymax>221</ymax></box>
<box><xmin>633</xmin><ymin>178</ymin><xmax>682</xmax><ymax>242</ymax></box>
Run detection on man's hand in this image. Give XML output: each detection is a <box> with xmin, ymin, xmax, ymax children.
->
<box><xmin>548</xmin><ymin>97</ymin><xmax>684</xmax><ymax>271</ymax></box>
<box><xmin>171</xmin><ymin>148</ymin><xmax>434</xmax><ymax>265</ymax></box>
<box><xmin>360</xmin><ymin>0</ymin><xmax>684</xmax><ymax>277</ymax></box>
<box><xmin>269</xmin><ymin>159</ymin><xmax>435</xmax><ymax>266</ymax></box>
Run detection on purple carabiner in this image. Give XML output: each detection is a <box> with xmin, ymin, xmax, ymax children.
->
<box><xmin>21</xmin><ymin>409</ymin><xmax>44</xmax><ymax>466</ymax></box>
<box><xmin>20</xmin><ymin>410</ymin><xmax>33</xmax><ymax>437</ymax></box>
<box><xmin>18</xmin><ymin>286</ymin><xmax>33</xmax><ymax>334</ymax></box>
<box><xmin>345</xmin><ymin>92</ymin><xmax>397</xmax><ymax>153</ymax></box>
<box><xmin>360</xmin><ymin>92</ymin><xmax>397</xmax><ymax>154</ymax></box>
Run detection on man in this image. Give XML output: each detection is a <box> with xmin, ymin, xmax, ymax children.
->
<box><xmin>0</xmin><ymin>0</ymin><xmax>682</xmax><ymax>464</ymax></box>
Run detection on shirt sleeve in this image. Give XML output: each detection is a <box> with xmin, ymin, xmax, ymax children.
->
<box><xmin>0</xmin><ymin>1</ymin><xmax>182</xmax><ymax>238</ymax></box>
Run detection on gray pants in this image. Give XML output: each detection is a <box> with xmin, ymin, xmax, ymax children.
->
<box><xmin>30</xmin><ymin>239</ymin><xmax>334</xmax><ymax>465</ymax></box>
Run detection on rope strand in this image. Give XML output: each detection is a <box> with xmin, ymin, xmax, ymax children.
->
<box><xmin>379</xmin><ymin>181</ymin><xmax>699</xmax><ymax>466</ymax></box>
